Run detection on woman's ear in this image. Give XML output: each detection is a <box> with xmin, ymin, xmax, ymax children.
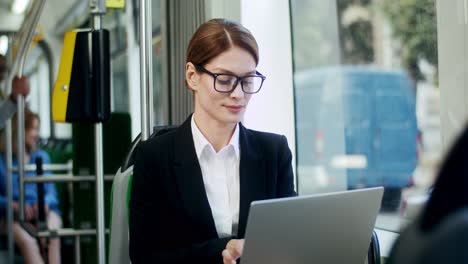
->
<box><xmin>186</xmin><ymin>62</ymin><xmax>199</xmax><ymax>91</ymax></box>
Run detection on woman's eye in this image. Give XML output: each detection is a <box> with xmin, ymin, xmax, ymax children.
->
<box><xmin>217</xmin><ymin>80</ymin><xmax>231</xmax><ymax>85</ymax></box>
<box><xmin>217</xmin><ymin>77</ymin><xmax>234</xmax><ymax>85</ymax></box>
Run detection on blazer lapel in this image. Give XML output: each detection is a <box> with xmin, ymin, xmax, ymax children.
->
<box><xmin>238</xmin><ymin>123</ymin><xmax>266</xmax><ymax>238</ymax></box>
<box><xmin>173</xmin><ymin>116</ymin><xmax>218</xmax><ymax>238</ymax></box>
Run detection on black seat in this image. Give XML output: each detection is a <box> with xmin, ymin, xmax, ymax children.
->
<box><xmin>120</xmin><ymin>125</ymin><xmax>178</xmax><ymax>172</ymax></box>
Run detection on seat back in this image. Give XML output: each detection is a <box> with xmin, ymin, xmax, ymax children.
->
<box><xmin>108</xmin><ymin>166</ymin><xmax>133</xmax><ymax>264</ymax></box>
<box><xmin>108</xmin><ymin>125</ymin><xmax>177</xmax><ymax>264</ymax></box>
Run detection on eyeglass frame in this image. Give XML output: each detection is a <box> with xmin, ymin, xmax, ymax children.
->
<box><xmin>194</xmin><ymin>64</ymin><xmax>266</xmax><ymax>94</ymax></box>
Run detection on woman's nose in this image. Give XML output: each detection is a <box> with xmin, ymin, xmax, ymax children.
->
<box><xmin>230</xmin><ymin>82</ymin><xmax>244</xmax><ymax>98</ymax></box>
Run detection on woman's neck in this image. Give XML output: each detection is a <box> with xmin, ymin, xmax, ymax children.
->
<box><xmin>193</xmin><ymin>112</ymin><xmax>236</xmax><ymax>153</ymax></box>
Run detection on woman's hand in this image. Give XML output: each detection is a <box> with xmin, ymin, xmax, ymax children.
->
<box><xmin>10</xmin><ymin>76</ymin><xmax>30</xmax><ymax>102</ymax></box>
<box><xmin>222</xmin><ymin>239</ymin><xmax>244</xmax><ymax>264</ymax></box>
<box><xmin>24</xmin><ymin>204</ymin><xmax>35</xmax><ymax>221</ymax></box>
<box><xmin>32</xmin><ymin>204</ymin><xmax>49</xmax><ymax>219</ymax></box>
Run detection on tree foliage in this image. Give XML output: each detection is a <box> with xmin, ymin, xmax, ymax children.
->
<box><xmin>290</xmin><ymin>0</ymin><xmax>438</xmax><ymax>82</ymax></box>
<box><xmin>381</xmin><ymin>0</ymin><xmax>438</xmax><ymax>81</ymax></box>
<box><xmin>290</xmin><ymin>0</ymin><xmax>341</xmax><ymax>70</ymax></box>
<box><xmin>337</xmin><ymin>0</ymin><xmax>374</xmax><ymax>65</ymax></box>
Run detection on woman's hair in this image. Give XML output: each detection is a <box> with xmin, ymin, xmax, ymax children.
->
<box><xmin>186</xmin><ymin>18</ymin><xmax>259</xmax><ymax>85</ymax></box>
<box><xmin>0</xmin><ymin>108</ymin><xmax>40</xmax><ymax>155</ymax></box>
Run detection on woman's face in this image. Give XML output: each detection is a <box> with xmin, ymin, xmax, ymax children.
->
<box><xmin>25</xmin><ymin>117</ymin><xmax>39</xmax><ymax>150</ymax></box>
<box><xmin>187</xmin><ymin>46</ymin><xmax>257</xmax><ymax>125</ymax></box>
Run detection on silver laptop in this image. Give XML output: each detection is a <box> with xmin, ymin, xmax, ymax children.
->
<box><xmin>241</xmin><ymin>187</ymin><xmax>384</xmax><ymax>264</ymax></box>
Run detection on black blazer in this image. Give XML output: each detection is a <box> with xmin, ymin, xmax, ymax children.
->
<box><xmin>129</xmin><ymin>115</ymin><xmax>296</xmax><ymax>264</ymax></box>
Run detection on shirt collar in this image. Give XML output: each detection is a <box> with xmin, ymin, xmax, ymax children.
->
<box><xmin>191</xmin><ymin>115</ymin><xmax>240</xmax><ymax>159</ymax></box>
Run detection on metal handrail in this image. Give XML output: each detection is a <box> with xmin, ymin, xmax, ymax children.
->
<box><xmin>20</xmin><ymin>223</ymin><xmax>110</xmax><ymax>239</ymax></box>
<box><xmin>12</xmin><ymin>163</ymin><xmax>73</xmax><ymax>172</ymax></box>
<box><xmin>9</xmin><ymin>0</ymin><xmax>46</xmax><ymax>78</ymax></box>
<box><xmin>90</xmin><ymin>1</ymin><xmax>106</xmax><ymax>263</ymax></box>
<box><xmin>4</xmin><ymin>38</ymin><xmax>14</xmax><ymax>264</ymax></box>
<box><xmin>37</xmin><ymin>228</ymin><xmax>110</xmax><ymax>238</ymax></box>
<box><xmin>4</xmin><ymin>1</ymin><xmax>47</xmax><ymax>263</ymax></box>
<box><xmin>23</xmin><ymin>174</ymin><xmax>115</xmax><ymax>183</ymax></box>
<box><xmin>139</xmin><ymin>0</ymin><xmax>153</xmax><ymax>141</ymax></box>
<box><xmin>17</xmin><ymin>0</ymin><xmax>47</xmax><ymax>224</ymax></box>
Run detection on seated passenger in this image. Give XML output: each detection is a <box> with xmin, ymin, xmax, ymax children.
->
<box><xmin>0</xmin><ymin>109</ymin><xmax>61</xmax><ymax>264</ymax></box>
<box><xmin>129</xmin><ymin>18</ymin><xmax>296</xmax><ymax>264</ymax></box>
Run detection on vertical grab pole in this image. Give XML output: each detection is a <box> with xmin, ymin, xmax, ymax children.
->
<box><xmin>94</xmin><ymin>123</ymin><xmax>105</xmax><ymax>264</ymax></box>
<box><xmin>5</xmin><ymin>0</ymin><xmax>46</xmax><ymax>260</ymax></box>
<box><xmin>13</xmin><ymin>0</ymin><xmax>46</xmax><ymax>223</ymax></box>
<box><xmin>5</xmin><ymin>121</ymin><xmax>13</xmax><ymax>264</ymax></box>
<box><xmin>146</xmin><ymin>0</ymin><xmax>153</xmax><ymax>133</ymax></box>
<box><xmin>5</xmin><ymin>37</ymin><xmax>14</xmax><ymax>264</ymax></box>
<box><xmin>16</xmin><ymin>96</ymin><xmax>25</xmax><ymax>216</ymax></box>
<box><xmin>89</xmin><ymin>0</ymin><xmax>106</xmax><ymax>263</ymax></box>
<box><xmin>75</xmin><ymin>235</ymin><xmax>81</xmax><ymax>264</ymax></box>
<box><xmin>139</xmin><ymin>0</ymin><xmax>153</xmax><ymax>141</ymax></box>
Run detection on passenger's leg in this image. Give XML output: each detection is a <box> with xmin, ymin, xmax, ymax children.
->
<box><xmin>12</xmin><ymin>222</ymin><xmax>44</xmax><ymax>264</ymax></box>
<box><xmin>47</xmin><ymin>211</ymin><xmax>62</xmax><ymax>264</ymax></box>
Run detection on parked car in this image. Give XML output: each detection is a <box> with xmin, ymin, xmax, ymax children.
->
<box><xmin>295</xmin><ymin>66</ymin><xmax>418</xmax><ymax>210</ymax></box>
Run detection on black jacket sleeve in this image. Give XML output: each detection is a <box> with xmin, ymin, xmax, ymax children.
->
<box><xmin>129</xmin><ymin>142</ymin><xmax>231</xmax><ymax>264</ymax></box>
<box><xmin>277</xmin><ymin>135</ymin><xmax>297</xmax><ymax>197</ymax></box>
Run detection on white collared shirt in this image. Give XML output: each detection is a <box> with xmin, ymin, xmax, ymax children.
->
<box><xmin>191</xmin><ymin>115</ymin><xmax>240</xmax><ymax>238</ymax></box>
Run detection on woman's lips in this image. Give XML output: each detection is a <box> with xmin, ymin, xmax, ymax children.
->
<box><xmin>225</xmin><ymin>105</ymin><xmax>244</xmax><ymax>113</ymax></box>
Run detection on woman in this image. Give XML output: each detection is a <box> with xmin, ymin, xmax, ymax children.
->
<box><xmin>129</xmin><ymin>18</ymin><xmax>296</xmax><ymax>264</ymax></box>
<box><xmin>0</xmin><ymin>109</ymin><xmax>61</xmax><ymax>264</ymax></box>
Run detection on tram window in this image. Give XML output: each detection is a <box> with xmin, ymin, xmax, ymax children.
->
<box><xmin>102</xmin><ymin>10</ymin><xmax>130</xmax><ymax>113</ymax></box>
<box><xmin>291</xmin><ymin>0</ymin><xmax>439</xmax><ymax>231</ymax></box>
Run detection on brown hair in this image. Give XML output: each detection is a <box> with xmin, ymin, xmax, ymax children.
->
<box><xmin>186</xmin><ymin>18</ymin><xmax>259</xmax><ymax>83</ymax></box>
<box><xmin>0</xmin><ymin>108</ymin><xmax>40</xmax><ymax>155</ymax></box>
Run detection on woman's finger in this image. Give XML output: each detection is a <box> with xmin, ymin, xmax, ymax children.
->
<box><xmin>222</xmin><ymin>249</ymin><xmax>233</xmax><ymax>264</ymax></box>
<box><xmin>25</xmin><ymin>206</ymin><xmax>32</xmax><ymax>221</ymax></box>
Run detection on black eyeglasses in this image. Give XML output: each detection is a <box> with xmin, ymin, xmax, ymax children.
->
<box><xmin>195</xmin><ymin>64</ymin><xmax>266</xmax><ymax>94</ymax></box>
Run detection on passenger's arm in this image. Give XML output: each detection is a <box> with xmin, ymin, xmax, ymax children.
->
<box><xmin>0</xmin><ymin>99</ymin><xmax>16</xmax><ymax>131</ymax></box>
<box><xmin>44</xmin><ymin>182</ymin><xmax>59</xmax><ymax>212</ymax></box>
<box><xmin>0</xmin><ymin>76</ymin><xmax>30</xmax><ymax>131</ymax></box>
<box><xmin>40</xmin><ymin>153</ymin><xmax>59</xmax><ymax>211</ymax></box>
<box><xmin>129</xmin><ymin>145</ymin><xmax>232</xmax><ymax>263</ymax></box>
<box><xmin>277</xmin><ymin>136</ymin><xmax>297</xmax><ymax>197</ymax></box>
